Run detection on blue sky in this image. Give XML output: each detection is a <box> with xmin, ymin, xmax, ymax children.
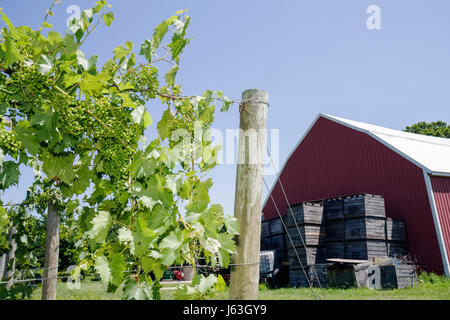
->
<box><xmin>1</xmin><ymin>0</ymin><xmax>450</xmax><ymax>215</ymax></box>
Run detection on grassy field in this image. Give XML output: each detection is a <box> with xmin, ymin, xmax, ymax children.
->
<box><xmin>28</xmin><ymin>273</ymin><xmax>450</xmax><ymax>300</ymax></box>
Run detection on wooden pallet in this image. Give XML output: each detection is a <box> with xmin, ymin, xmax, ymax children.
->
<box><xmin>386</xmin><ymin>218</ymin><xmax>406</xmax><ymax>241</ymax></box>
<box><xmin>286</xmin><ymin>225</ymin><xmax>326</xmax><ymax>247</ymax></box>
<box><xmin>285</xmin><ymin>202</ymin><xmax>324</xmax><ymax>226</ymax></box>
<box><xmin>344</xmin><ymin>217</ymin><xmax>386</xmax><ymax>240</ymax></box>
<box><xmin>343</xmin><ymin>194</ymin><xmax>386</xmax><ymax>219</ymax></box>
<box><xmin>345</xmin><ymin>240</ymin><xmax>387</xmax><ymax>260</ymax></box>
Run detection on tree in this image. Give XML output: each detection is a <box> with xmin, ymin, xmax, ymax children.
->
<box><xmin>405</xmin><ymin>121</ymin><xmax>450</xmax><ymax>138</ymax></box>
<box><xmin>0</xmin><ymin>0</ymin><xmax>238</xmax><ymax>300</ymax></box>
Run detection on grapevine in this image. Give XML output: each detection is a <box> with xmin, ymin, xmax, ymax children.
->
<box><xmin>0</xmin><ymin>0</ymin><xmax>238</xmax><ymax>300</ymax></box>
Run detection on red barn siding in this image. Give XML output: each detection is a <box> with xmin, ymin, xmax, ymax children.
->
<box><xmin>431</xmin><ymin>176</ymin><xmax>450</xmax><ymax>265</ymax></box>
<box><xmin>263</xmin><ymin>117</ymin><xmax>444</xmax><ymax>274</ymax></box>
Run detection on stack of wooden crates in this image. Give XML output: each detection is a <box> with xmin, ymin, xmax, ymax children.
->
<box><xmin>325</xmin><ymin>194</ymin><xmax>407</xmax><ymax>260</ymax></box>
<box><xmin>260</xmin><ymin>215</ymin><xmax>288</xmax><ymax>264</ymax></box>
<box><xmin>261</xmin><ymin>193</ymin><xmax>410</xmax><ymax>288</ymax></box>
<box><xmin>285</xmin><ymin>203</ymin><xmax>328</xmax><ymax>287</ymax></box>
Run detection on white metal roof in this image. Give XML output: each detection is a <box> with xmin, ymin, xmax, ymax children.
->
<box><xmin>321</xmin><ymin>114</ymin><xmax>450</xmax><ymax>176</ymax></box>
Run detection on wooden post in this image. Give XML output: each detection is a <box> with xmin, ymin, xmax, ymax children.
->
<box><xmin>42</xmin><ymin>202</ymin><xmax>60</xmax><ymax>300</ymax></box>
<box><xmin>229</xmin><ymin>89</ymin><xmax>268</xmax><ymax>300</ymax></box>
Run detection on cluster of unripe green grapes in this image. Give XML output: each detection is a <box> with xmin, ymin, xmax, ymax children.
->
<box><xmin>125</xmin><ymin>64</ymin><xmax>159</xmax><ymax>100</ymax></box>
<box><xmin>0</xmin><ymin>128</ymin><xmax>22</xmax><ymax>155</ymax></box>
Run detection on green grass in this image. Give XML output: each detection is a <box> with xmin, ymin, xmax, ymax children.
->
<box><xmin>28</xmin><ymin>273</ymin><xmax>450</xmax><ymax>300</ymax></box>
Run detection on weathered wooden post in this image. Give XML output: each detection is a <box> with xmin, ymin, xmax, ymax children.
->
<box><xmin>42</xmin><ymin>202</ymin><xmax>60</xmax><ymax>300</ymax></box>
<box><xmin>229</xmin><ymin>89</ymin><xmax>268</xmax><ymax>300</ymax></box>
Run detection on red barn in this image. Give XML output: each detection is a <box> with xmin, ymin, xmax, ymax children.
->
<box><xmin>262</xmin><ymin>114</ymin><xmax>450</xmax><ymax>275</ymax></box>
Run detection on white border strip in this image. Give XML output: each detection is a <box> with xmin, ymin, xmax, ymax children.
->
<box><xmin>423</xmin><ymin>170</ymin><xmax>450</xmax><ymax>276</ymax></box>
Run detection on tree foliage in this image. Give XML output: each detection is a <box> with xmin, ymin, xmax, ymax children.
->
<box><xmin>0</xmin><ymin>0</ymin><xmax>238</xmax><ymax>299</ymax></box>
<box><xmin>405</xmin><ymin>121</ymin><xmax>450</xmax><ymax>138</ymax></box>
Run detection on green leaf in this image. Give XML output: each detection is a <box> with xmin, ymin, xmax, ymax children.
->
<box><xmin>113</xmin><ymin>45</ymin><xmax>129</xmax><ymax>61</ymax></box>
<box><xmin>145</xmin><ymin>204</ymin><xmax>169</xmax><ymax>230</ymax></box>
<box><xmin>93</xmin><ymin>0</ymin><xmax>107</xmax><ymax>14</ymax></box>
<box><xmin>38</xmin><ymin>55</ymin><xmax>53</xmax><ymax>75</ymax></box>
<box><xmin>157</xmin><ymin>108</ymin><xmax>172</xmax><ymax>141</ymax></box>
<box><xmin>0</xmin><ymin>9</ymin><xmax>18</xmax><ymax>37</ymax></box>
<box><xmin>80</xmin><ymin>73</ymin><xmax>108</xmax><ymax>97</ymax></box>
<box><xmin>215</xmin><ymin>274</ymin><xmax>226</xmax><ymax>292</ymax></box>
<box><xmin>197</xmin><ymin>274</ymin><xmax>217</xmax><ymax>295</ymax></box>
<box><xmin>118</xmin><ymin>227</ymin><xmax>135</xmax><ymax>254</ymax></box>
<box><xmin>141</xmin><ymin>256</ymin><xmax>165</xmax><ymax>280</ymax></box>
<box><xmin>143</xmin><ymin>111</ymin><xmax>153</xmax><ymax>128</ymax></box>
<box><xmin>0</xmin><ymin>161</ymin><xmax>20</xmax><ymax>189</ymax></box>
<box><xmin>139</xmin><ymin>16</ymin><xmax>177</xmax><ymax>61</ymax></box>
<box><xmin>129</xmin><ymin>155</ymin><xmax>157</xmax><ymax>179</ymax></box>
<box><xmin>86</xmin><ymin>211</ymin><xmax>111</xmax><ymax>243</ymax></box>
<box><xmin>224</xmin><ymin>214</ymin><xmax>240</xmax><ymax>236</ymax></box>
<box><xmin>15</xmin><ymin>122</ymin><xmax>40</xmax><ymax>155</ymax></box>
<box><xmin>94</xmin><ymin>255</ymin><xmax>111</xmax><ymax>286</ymax></box>
<box><xmin>42</xmin><ymin>22</ymin><xmax>53</xmax><ymax>28</ymax></box>
<box><xmin>186</xmin><ymin>180</ymin><xmax>211</xmax><ymax>213</ymax></box>
<box><xmin>103</xmin><ymin>11</ymin><xmax>114</xmax><ymax>27</ymax></box>
<box><xmin>122</xmin><ymin>278</ymin><xmax>151</xmax><ymax>300</ymax></box>
<box><xmin>0</xmin><ymin>207</ymin><xmax>9</xmax><ymax>234</ymax></box>
<box><xmin>42</xmin><ymin>153</ymin><xmax>76</xmax><ymax>183</ymax></box>
<box><xmin>174</xmin><ymin>284</ymin><xmax>198</xmax><ymax>300</ymax></box>
<box><xmin>130</xmin><ymin>105</ymin><xmax>145</xmax><ymax>124</ymax></box>
<box><xmin>164</xmin><ymin>64</ymin><xmax>178</xmax><ymax>88</ymax></box>
<box><xmin>110</xmin><ymin>253</ymin><xmax>126</xmax><ymax>286</ymax></box>
<box><xmin>160</xmin><ymin>231</ymin><xmax>182</xmax><ymax>250</ymax></box>
<box><xmin>76</xmin><ymin>50</ymin><xmax>89</xmax><ymax>70</ymax></box>
<box><xmin>3</xmin><ymin>36</ymin><xmax>22</xmax><ymax>67</ymax></box>
<box><xmin>30</xmin><ymin>110</ymin><xmax>57</xmax><ymax>143</ymax></box>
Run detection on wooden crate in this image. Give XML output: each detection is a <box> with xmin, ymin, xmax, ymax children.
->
<box><xmin>260</xmin><ymin>237</ymin><xmax>270</xmax><ymax>250</ymax></box>
<box><xmin>379</xmin><ymin>264</ymin><xmax>417</xmax><ymax>289</ymax></box>
<box><xmin>344</xmin><ymin>217</ymin><xmax>386</xmax><ymax>240</ymax></box>
<box><xmin>261</xmin><ymin>220</ymin><xmax>270</xmax><ymax>238</ymax></box>
<box><xmin>270</xmin><ymin>234</ymin><xmax>286</xmax><ymax>251</ymax></box>
<box><xmin>269</xmin><ymin>217</ymin><xmax>285</xmax><ymax>236</ymax></box>
<box><xmin>386</xmin><ymin>218</ymin><xmax>406</xmax><ymax>241</ymax></box>
<box><xmin>289</xmin><ymin>265</ymin><xmax>328</xmax><ymax>288</ymax></box>
<box><xmin>286</xmin><ymin>225</ymin><xmax>326</xmax><ymax>247</ymax></box>
<box><xmin>387</xmin><ymin>241</ymin><xmax>408</xmax><ymax>257</ymax></box>
<box><xmin>343</xmin><ymin>194</ymin><xmax>386</xmax><ymax>219</ymax></box>
<box><xmin>327</xmin><ymin>241</ymin><xmax>345</xmax><ymax>259</ymax></box>
<box><xmin>324</xmin><ymin>198</ymin><xmax>344</xmax><ymax>221</ymax></box>
<box><xmin>395</xmin><ymin>264</ymin><xmax>417</xmax><ymax>288</ymax></box>
<box><xmin>326</xmin><ymin>220</ymin><xmax>344</xmax><ymax>241</ymax></box>
<box><xmin>345</xmin><ymin>240</ymin><xmax>387</xmax><ymax>260</ymax></box>
<box><xmin>285</xmin><ymin>202</ymin><xmax>324</xmax><ymax>227</ymax></box>
<box><xmin>288</xmin><ymin>246</ymin><xmax>327</xmax><ymax>267</ymax></box>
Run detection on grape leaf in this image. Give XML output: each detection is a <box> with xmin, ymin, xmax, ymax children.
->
<box><xmin>86</xmin><ymin>211</ymin><xmax>111</xmax><ymax>243</ymax></box>
<box><xmin>94</xmin><ymin>255</ymin><xmax>111</xmax><ymax>286</ymax></box>
<box><xmin>0</xmin><ymin>161</ymin><xmax>20</xmax><ymax>189</ymax></box>
<box><xmin>110</xmin><ymin>253</ymin><xmax>126</xmax><ymax>286</ymax></box>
